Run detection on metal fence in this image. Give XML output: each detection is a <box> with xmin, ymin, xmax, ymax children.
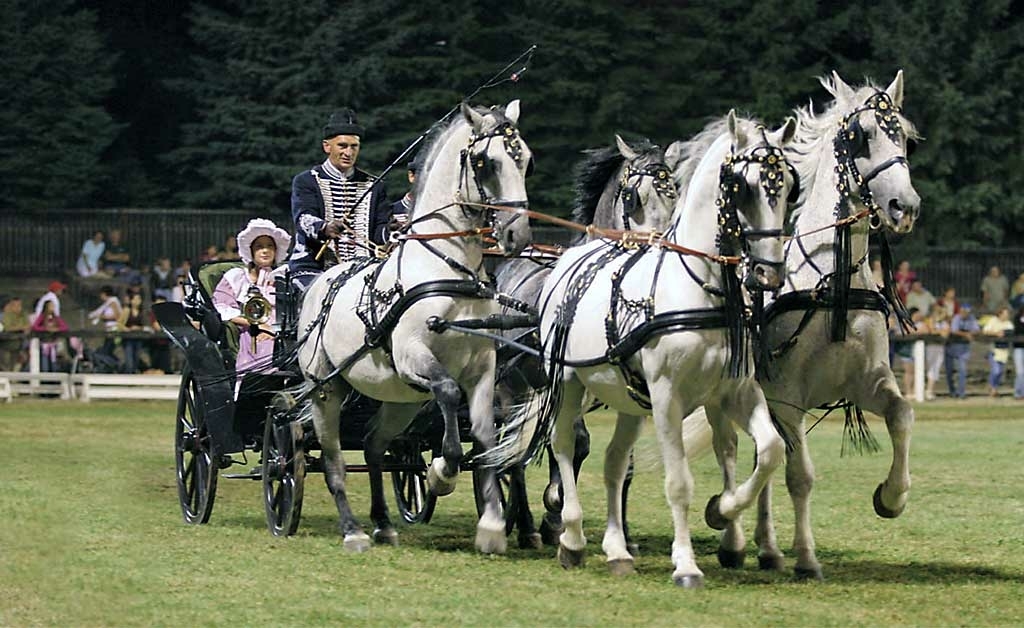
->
<box><xmin>2</xmin><ymin>208</ymin><xmax>1022</xmax><ymax>304</ymax></box>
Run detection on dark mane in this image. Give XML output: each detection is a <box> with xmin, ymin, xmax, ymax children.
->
<box><xmin>569</xmin><ymin>138</ymin><xmax>660</xmax><ymax>226</ymax></box>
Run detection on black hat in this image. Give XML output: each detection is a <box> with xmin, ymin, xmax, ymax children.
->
<box><xmin>407</xmin><ymin>152</ymin><xmax>423</xmax><ymax>173</ymax></box>
<box><xmin>323</xmin><ymin>108</ymin><xmax>365</xmax><ymax>139</ymax></box>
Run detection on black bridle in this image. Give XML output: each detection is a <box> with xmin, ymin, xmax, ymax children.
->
<box><xmin>615</xmin><ymin>161</ymin><xmax>677</xmax><ymax>230</ymax></box>
<box><xmin>457</xmin><ymin>119</ymin><xmax>530</xmax><ymax>237</ymax></box>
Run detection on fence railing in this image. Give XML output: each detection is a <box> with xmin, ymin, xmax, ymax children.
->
<box><xmin>1</xmin><ymin>207</ymin><xmax>1023</xmax><ymax>303</ymax></box>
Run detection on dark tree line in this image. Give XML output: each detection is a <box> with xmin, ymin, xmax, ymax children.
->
<box><xmin>1</xmin><ymin>0</ymin><xmax>1021</xmax><ymax>247</ymax></box>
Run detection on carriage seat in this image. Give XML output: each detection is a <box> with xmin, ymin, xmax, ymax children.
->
<box><xmin>194</xmin><ymin>260</ymin><xmax>244</xmax><ymax>359</ymax></box>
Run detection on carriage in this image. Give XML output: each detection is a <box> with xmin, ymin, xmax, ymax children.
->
<box><xmin>154</xmin><ymin>258</ymin><xmax>524</xmax><ymax>537</ymax></box>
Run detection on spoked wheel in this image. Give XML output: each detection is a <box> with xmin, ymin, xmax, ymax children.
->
<box><xmin>389</xmin><ymin>441</ymin><xmax>436</xmax><ymax>524</ymax></box>
<box><xmin>262</xmin><ymin>401</ymin><xmax>305</xmax><ymax>537</ymax></box>
<box><xmin>474</xmin><ymin>467</ymin><xmax>516</xmax><ymax>536</ymax></box>
<box><xmin>175</xmin><ymin>365</ymin><xmax>218</xmax><ymax>524</ymax></box>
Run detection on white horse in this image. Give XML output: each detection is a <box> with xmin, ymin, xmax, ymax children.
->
<box><xmin>296</xmin><ymin>101</ymin><xmax>532</xmax><ymax>553</ymax></box>
<box><xmin>485</xmin><ymin>112</ymin><xmax>798</xmax><ymax>587</ymax></box>
<box><xmin>685</xmin><ymin>71</ymin><xmax>921</xmax><ymax>580</ymax></box>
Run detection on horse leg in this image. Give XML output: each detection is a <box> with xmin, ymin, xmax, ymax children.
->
<box><xmin>551</xmin><ymin>377</ymin><xmax>587</xmax><ymax>568</ymax></box>
<box><xmin>311</xmin><ymin>379</ymin><xmax>370</xmax><ymax>552</ymax></box>
<box><xmin>464</xmin><ymin>361</ymin><xmax>507</xmax><ymax>555</ymax></box>
<box><xmin>364</xmin><ymin>402</ymin><xmax>421</xmax><ymax>546</ymax></box>
<box><xmin>705</xmin><ymin>406</ymin><xmax>746</xmax><ymax>568</ymax></box>
<box><xmin>622</xmin><ymin>451</ymin><xmax>638</xmax><ymax>556</ymax></box>
<box><xmin>754</xmin><ymin>481</ymin><xmax>785</xmax><ymax>571</ymax></box>
<box><xmin>602</xmin><ymin>413</ymin><xmax>643</xmax><ymax>576</ymax></box>
<box><xmin>541</xmin><ymin>414</ymin><xmax>589</xmax><ymax>545</ymax></box>
<box><xmin>856</xmin><ymin>369</ymin><xmax>914</xmax><ymax>518</ymax></box>
<box><xmin>647</xmin><ymin>384</ymin><xmax>703</xmax><ymax>588</ymax></box>
<box><xmin>507</xmin><ymin>464</ymin><xmax>542</xmax><ymax>549</ymax></box>
<box><xmin>705</xmin><ymin>381</ymin><xmax>785</xmax><ymax>524</ymax></box>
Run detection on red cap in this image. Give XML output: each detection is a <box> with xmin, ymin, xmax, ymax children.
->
<box><xmin>49</xmin><ymin>281</ymin><xmax>68</xmax><ymax>292</ymax></box>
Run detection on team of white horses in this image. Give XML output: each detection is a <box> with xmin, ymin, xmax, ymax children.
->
<box><xmin>295</xmin><ymin>70</ymin><xmax>920</xmax><ymax>588</ymax></box>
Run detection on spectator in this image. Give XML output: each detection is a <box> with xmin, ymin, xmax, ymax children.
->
<box><xmin>980</xmin><ymin>265</ymin><xmax>1010</xmax><ymax>315</ymax></box>
<box><xmin>894</xmin><ymin>260</ymin><xmax>915</xmax><ymax>303</ymax></box>
<box><xmin>119</xmin><ymin>292</ymin><xmax>148</xmax><ymax>374</ymax></box>
<box><xmin>922</xmin><ymin>303</ymin><xmax>950</xmax><ymax>401</ymax></box>
<box><xmin>904</xmin><ymin>280</ymin><xmax>936</xmax><ymax>315</ymax></box>
<box><xmin>219</xmin><ymin>235</ymin><xmax>240</xmax><ymax>260</ymax></box>
<box><xmin>172</xmin><ymin>258</ymin><xmax>193</xmax><ymax>303</ymax></box>
<box><xmin>76</xmin><ymin>230</ymin><xmax>107</xmax><ymax>278</ymax></box>
<box><xmin>0</xmin><ymin>296</ymin><xmax>30</xmax><ymax>371</ymax></box>
<box><xmin>982</xmin><ymin>306</ymin><xmax>1014</xmax><ymax>397</ymax></box>
<box><xmin>150</xmin><ymin>257</ymin><xmax>175</xmax><ymax>301</ymax></box>
<box><xmin>34</xmin><ymin>280</ymin><xmax>66</xmax><ymax>320</ymax></box>
<box><xmin>1011</xmin><ymin>272</ymin><xmax>1024</xmax><ymax>310</ymax></box>
<box><xmin>200</xmin><ymin>245</ymin><xmax>220</xmax><ymax>263</ymax></box>
<box><xmin>88</xmin><ymin>285</ymin><xmax>123</xmax><ymax>369</ymax></box>
<box><xmin>944</xmin><ymin>303</ymin><xmax>980</xmax><ymax>399</ymax></box>
<box><xmin>893</xmin><ymin>308</ymin><xmax>924</xmax><ymax>397</ymax></box>
<box><xmin>102</xmin><ymin>228</ymin><xmax>132</xmax><ymax>277</ymax></box>
<box><xmin>1013</xmin><ymin>305</ymin><xmax>1024</xmax><ymax>400</ymax></box>
<box><xmin>31</xmin><ymin>300</ymin><xmax>69</xmax><ymax>372</ymax></box>
<box><xmin>937</xmin><ymin>286</ymin><xmax>959</xmax><ymax>319</ymax></box>
<box><xmin>148</xmin><ymin>295</ymin><xmax>173</xmax><ymax>374</ymax></box>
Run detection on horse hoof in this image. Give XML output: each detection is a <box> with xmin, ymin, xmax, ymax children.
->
<box><xmin>475</xmin><ymin>527</ymin><xmax>507</xmax><ymax>555</ymax></box>
<box><xmin>426</xmin><ymin>460</ymin><xmax>457</xmax><ymax>497</ymax></box>
<box><xmin>518</xmin><ymin>532</ymin><xmax>543</xmax><ymax>550</ymax></box>
<box><xmin>626</xmin><ymin>542</ymin><xmax>640</xmax><ymax>557</ymax></box>
<box><xmin>672</xmin><ymin>574</ymin><xmax>705</xmax><ymax>589</ymax></box>
<box><xmin>758</xmin><ymin>554</ymin><xmax>785</xmax><ymax>571</ymax></box>
<box><xmin>704</xmin><ymin>494</ymin><xmax>729</xmax><ymax>530</ymax></box>
<box><xmin>607</xmin><ymin>558</ymin><xmax>635</xmax><ymax>577</ymax></box>
<box><xmin>873</xmin><ymin>483</ymin><xmax>905</xmax><ymax>518</ymax></box>
<box><xmin>540</xmin><ymin>517</ymin><xmax>563</xmax><ymax>546</ymax></box>
<box><xmin>794</xmin><ymin>565</ymin><xmax>825</xmax><ymax>582</ymax></box>
<box><xmin>343</xmin><ymin>533</ymin><xmax>372</xmax><ymax>553</ymax></box>
<box><xmin>372</xmin><ymin>527</ymin><xmax>399</xmax><ymax>546</ymax></box>
<box><xmin>717</xmin><ymin>547</ymin><xmax>746</xmax><ymax>569</ymax></box>
<box><xmin>557</xmin><ymin>544</ymin><xmax>586</xmax><ymax>569</ymax></box>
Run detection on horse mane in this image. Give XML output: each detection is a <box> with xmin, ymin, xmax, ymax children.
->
<box><xmin>569</xmin><ymin>138</ymin><xmax>660</xmax><ymax>226</ymax></box>
<box><xmin>787</xmin><ymin>75</ymin><xmax>921</xmax><ymax>221</ymax></box>
<box><xmin>671</xmin><ymin>117</ymin><xmax>731</xmax><ymax>203</ymax></box>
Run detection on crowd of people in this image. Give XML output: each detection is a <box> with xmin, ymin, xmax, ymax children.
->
<box><xmin>889</xmin><ymin>261</ymin><xmax>1024</xmax><ymax>401</ymax></box>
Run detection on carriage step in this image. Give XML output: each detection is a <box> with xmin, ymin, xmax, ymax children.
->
<box><xmin>223</xmin><ymin>468</ymin><xmax>262</xmax><ymax>480</ymax></box>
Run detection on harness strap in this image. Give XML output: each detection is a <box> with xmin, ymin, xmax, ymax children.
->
<box><xmin>762</xmin><ymin>288</ymin><xmax>891</xmax><ymax>361</ymax></box>
<box><xmin>364</xmin><ymin>279</ymin><xmax>489</xmax><ymax>348</ymax></box>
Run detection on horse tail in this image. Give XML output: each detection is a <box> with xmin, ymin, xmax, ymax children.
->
<box><xmin>478</xmin><ymin>316</ymin><xmax>571</xmax><ymax>471</ymax></box>
<box><xmin>681</xmin><ymin>406</ymin><xmax>715</xmax><ymax>461</ymax></box>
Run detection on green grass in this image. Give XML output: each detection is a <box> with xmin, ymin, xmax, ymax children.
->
<box><xmin>1</xmin><ymin>399</ymin><xmax>1022</xmax><ymax>627</ymax></box>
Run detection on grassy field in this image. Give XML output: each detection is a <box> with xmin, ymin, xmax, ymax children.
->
<box><xmin>1</xmin><ymin>398</ymin><xmax>1022</xmax><ymax>627</ymax></box>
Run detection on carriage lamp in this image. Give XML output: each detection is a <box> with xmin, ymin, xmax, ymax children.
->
<box><xmin>242</xmin><ymin>284</ymin><xmax>273</xmax><ymax>353</ymax></box>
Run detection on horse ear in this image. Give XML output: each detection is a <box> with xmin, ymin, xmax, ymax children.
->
<box><xmin>828</xmin><ymin>70</ymin><xmax>856</xmax><ymax>103</ymax></box>
<box><xmin>886</xmin><ymin>70</ymin><xmax>904</xmax><ymax>108</ymax></box>
<box><xmin>504</xmin><ymin>99</ymin><xmax>521</xmax><ymax>125</ymax></box>
<box><xmin>615</xmin><ymin>134</ymin><xmax>638</xmax><ymax>161</ymax></box>
<box><xmin>777</xmin><ymin>116</ymin><xmax>797</xmax><ymax>145</ymax></box>
<box><xmin>664</xmin><ymin>140</ymin><xmax>685</xmax><ymax>170</ymax></box>
<box><xmin>727</xmin><ymin>109</ymin><xmax>748</xmax><ymax>148</ymax></box>
<box><xmin>461</xmin><ymin>102</ymin><xmax>485</xmax><ymax>130</ymax></box>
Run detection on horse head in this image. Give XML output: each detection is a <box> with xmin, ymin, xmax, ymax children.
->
<box><xmin>826</xmin><ymin>70</ymin><xmax>920</xmax><ymax>234</ymax></box>
<box><xmin>720</xmin><ymin>111</ymin><xmax>799</xmax><ymax>292</ymax></box>
<box><xmin>611</xmin><ymin>135</ymin><xmax>680</xmax><ymax>231</ymax></box>
<box><xmin>460</xmin><ymin>100</ymin><xmax>533</xmax><ymax>256</ymax></box>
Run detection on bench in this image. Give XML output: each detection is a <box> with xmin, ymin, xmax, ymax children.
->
<box><xmin>73</xmin><ymin>374</ymin><xmax>182</xmax><ymax>402</ymax></box>
<box><xmin>0</xmin><ymin>371</ymin><xmax>73</xmax><ymax>399</ymax></box>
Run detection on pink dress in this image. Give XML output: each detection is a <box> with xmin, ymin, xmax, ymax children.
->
<box><xmin>212</xmin><ymin>265</ymin><xmax>286</xmax><ymax>373</ymax></box>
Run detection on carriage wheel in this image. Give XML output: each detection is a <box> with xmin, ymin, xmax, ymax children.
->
<box><xmin>473</xmin><ymin>467</ymin><xmax>516</xmax><ymax>536</ymax></box>
<box><xmin>389</xmin><ymin>442</ymin><xmax>437</xmax><ymax>524</ymax></box>
<box><xmin>262</xmin><ymin>406</ymin><xmax>305</xmax><ymax>537</ymax></box>
<box><xmin>174</xmin><ymin>365</ymin><xmax>218</xmax><ymax>524</ymax></box>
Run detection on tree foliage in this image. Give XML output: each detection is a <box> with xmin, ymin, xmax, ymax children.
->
<box><xmin>0</xmin><ymin>0</ymin><xmax>120</xmax><ymax>210</ymax></box>
<box><xmin>2</xmin><ymin>0</ymin><xmax>1022</xmax><ymax>246</ymax></box>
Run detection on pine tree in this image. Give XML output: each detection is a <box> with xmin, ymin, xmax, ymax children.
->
<box><xmin>0</xmin><ymin>0</ymin><xmax>120</xmax><ymax>210</ymax></box>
